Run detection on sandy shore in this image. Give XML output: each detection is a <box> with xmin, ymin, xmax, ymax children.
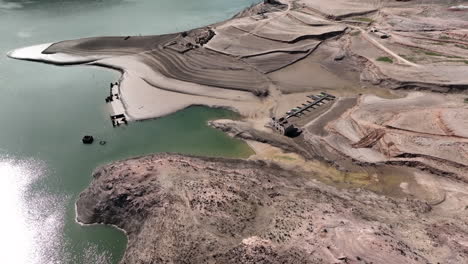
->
<box><xmin>8</xmin><ymin>0</ymin><xmax>468</xmax><ymax>121</ymax></box>
<box><xmin>94</xmin><ymin>56</ymin><xmax>265</xmax><ymax>120</ymax></box>
<box><xmin>7</xmin><ymin>43</ymin><xmax>108</xmax><ymax>65</ymax></box>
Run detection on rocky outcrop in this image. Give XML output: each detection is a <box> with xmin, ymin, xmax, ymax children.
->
<box><xmin>77</xmin><ymin>154</ymin><xmax>468</xmax><ymax>264</ymax></box>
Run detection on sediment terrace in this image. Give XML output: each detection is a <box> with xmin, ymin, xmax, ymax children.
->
<box><xmin>303</xmin><ymin>92</ymin><xmax>468</xmax><ymax>180</ymax></box>
<box><xmin>10</xmin><ymin>0</ymin><xmax>468</xmax><ymax>120</ymax></box>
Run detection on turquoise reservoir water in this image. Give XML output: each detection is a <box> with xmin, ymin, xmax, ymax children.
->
<box><xmin>0</xmin><ymin>0</ymin><xmax>257</xmax><ymax>263</ymax></box>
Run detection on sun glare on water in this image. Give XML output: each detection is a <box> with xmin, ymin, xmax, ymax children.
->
<box><xmin>0</xmin><ymin>156</ymin><xmax>67</xmax><ymax>263</ymax></box>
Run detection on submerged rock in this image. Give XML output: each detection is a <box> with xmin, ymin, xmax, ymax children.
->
<box><xmin>82</xmin><ymin>135</ymin><xmax>94</xmax><ymax>144</ymax></box>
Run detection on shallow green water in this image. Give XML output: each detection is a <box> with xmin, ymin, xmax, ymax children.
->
<box><xmin>0</xmin><ymin>0</ymin><xmax>257</xmax><ymax>263</ymax></box>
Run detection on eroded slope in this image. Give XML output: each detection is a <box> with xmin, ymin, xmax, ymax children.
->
<box><xmin>77</xmin><ymin>154</ymin><xmax>468</xmax><ymax>264</ymax></box>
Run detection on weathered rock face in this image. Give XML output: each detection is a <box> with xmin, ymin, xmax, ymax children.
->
<box><xmin>77</xmin><ymin>154</ymin><xmax>468</xmax><ymax>264</ymax></box>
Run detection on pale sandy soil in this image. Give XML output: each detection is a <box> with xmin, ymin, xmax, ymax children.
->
<box><xmin>7</xmin><ymin>43</ymin><xmax>107</xmax><ymax>64</ymax></box>
<box><xmin>95</xmin><ymin>56</ymin><xmax>266</xmax><ymax>120</ymax></box>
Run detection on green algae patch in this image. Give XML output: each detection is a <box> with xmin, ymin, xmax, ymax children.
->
<box><xmin>354</xmin><ymin>17</ymin><xmax>374</xmax><ymax>23</ymax></box>
<box><xmin>377</xmin><ymin>56</ymin><xmax>393</xmax><ymax>63</ymax></box>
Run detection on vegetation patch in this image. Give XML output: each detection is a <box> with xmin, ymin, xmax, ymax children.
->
<box><xmin>350</xmin><ymin>30</ymin><xmax>361</xmax><ymax>36</ymax></box>
<box><xmin>419</xmin><ymin>50</ymin><xmax>463</xmax><ymax>59</ymax></box>
<box><xmin>423</xmin><ymin>51</ymin><xmax>444</xmax><ymax>57</ymax></box>
<box><xmin>377</xmin><ymin>56</ymin><xmax>393</xmax><ymax>63</ymax></box>
<box><xmin>448</xmin><ymin>60</ymin><xmax>468</xmax><ymax>64</ymax></box>
<box><xmin>274</xmin><ymin>155</ymin><xmax>296</xmax><ymax>161</ymax></box>
<box><xmin>455</xmin><ymin>44</ymin><xmax>468</xmax><ymax>50</ymax></box>
<box><xmin>353</xmin><ymin>17</ymin><xmax>374</xmax><ymax>23</ymax></box>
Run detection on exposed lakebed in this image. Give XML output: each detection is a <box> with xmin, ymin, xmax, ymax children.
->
<box><xmin>0</xmin><ymin>0</ymin><xmax>257</xmax><ymax>263</ymax></box>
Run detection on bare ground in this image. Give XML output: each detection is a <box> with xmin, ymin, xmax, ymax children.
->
<box><xmin>77</xmin><ymin>154</ymin><xmax>468</xmax><ymax>264</ymax></box>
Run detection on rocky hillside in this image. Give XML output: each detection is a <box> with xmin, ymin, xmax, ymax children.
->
<box><xmin>77</xmin><ymin>154</ymin><xmax>468</xmax><ymax>264</ymax></box>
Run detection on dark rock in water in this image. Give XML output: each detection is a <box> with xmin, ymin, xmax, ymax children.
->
<box><xmin>264</xmin><ymin>0</ymin><xmax>283</xmax><ymax>5</ymax></box>
<box><xmin>82</xmin><ymin>135</ymin><xmax>94</xmax><ymax>144</ymax></box>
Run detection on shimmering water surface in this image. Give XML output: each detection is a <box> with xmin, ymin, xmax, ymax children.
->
<box><xmin>0</xmin><ymin>0</ymin><xmax>257</xmax><ymax>263</ymax></box>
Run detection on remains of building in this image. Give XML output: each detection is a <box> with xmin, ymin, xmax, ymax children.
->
<box><xmin>269</xmin><ymin>92</ymin><xmax>335</xmax><ymax>137</ymax></box>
